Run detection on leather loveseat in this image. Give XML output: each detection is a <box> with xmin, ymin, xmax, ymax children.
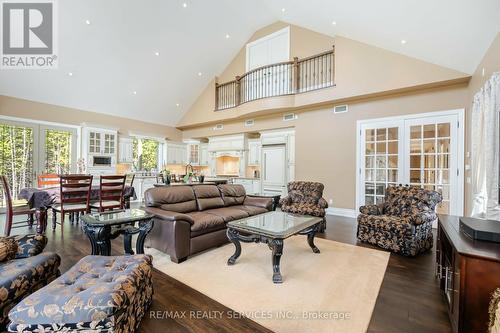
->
<box><xmin>144</xmin><ymin>184</ymin><xmax>273</xmax><ymax>263</ymax></box>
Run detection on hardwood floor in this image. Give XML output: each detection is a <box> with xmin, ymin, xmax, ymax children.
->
<box><xmin>14</xmin><ymin>214</ymin><xmax>451</xmax><ymax>333</ymax></box>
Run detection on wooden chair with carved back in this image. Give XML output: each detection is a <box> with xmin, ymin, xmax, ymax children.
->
<box><xmin>90</xmin><ymin>175</ymin><xmax>126</xmax><ymax>212</ymax></box>
<box><xmin>51</xmin><ymin>174</ymin><xmax>93</xmax><ymax>231</ymax></box>
<box><xmin>0</xmin><ymin>175</ymin><xmax>38</xmax><ymax>236</ymax></box>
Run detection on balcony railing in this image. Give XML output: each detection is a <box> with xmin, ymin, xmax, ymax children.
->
<box><xmin>215</xmin><ymin>47</ymin><xmax>335</xmax><ymax>111</ymax></box>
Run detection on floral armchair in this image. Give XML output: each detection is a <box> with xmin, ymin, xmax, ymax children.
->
<box><xmin>0</xmin><ymin>234</ymin><xmax>60</xmax><ymax>330</ymax></box>
<box><xmin>357</xmin><ymin>185</ymin><xmax>442</xmax><ymax>256</ymax></box>
<box><xmin>279</xmin><ymin>181</ymin><xmax>328</xmax><ymax>232</ymax></box>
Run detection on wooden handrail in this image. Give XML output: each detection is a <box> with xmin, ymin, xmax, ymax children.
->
<box><xmin>215</xmin><ymin>47</ymin><xmax>335</xmax><ymax>111</ymax></box>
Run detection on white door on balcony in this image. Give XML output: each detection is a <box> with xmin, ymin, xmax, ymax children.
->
<box><xmin>245</xmin><ymin>27</ymin><xmax>290</xmax><ymax>100</ymax></box>
<box><xmin>356</xmin><ymin>110</ymin><xmax>464</xmax><ymax>216</ymax></box>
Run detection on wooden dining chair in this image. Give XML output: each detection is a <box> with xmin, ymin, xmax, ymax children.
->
<box><xmin>0</xmin><ymin>175</ymin><xmax>38</xmax><ymax>236</ymax></box>
<box><xmin>124</xmin><ymin>174</ymin><xmax>135</xmax><ymax>208</ymax></box>
<box><xmin>51</xmin><ymin>175</ymin><xmax>93</xmax><ymax>231</ymax></box>
<box><xmin>90</xmin><ymin>175</ymin><xmax>126</xmax><ymax>212</ymax></box>
<box><xmin>37</xmin><ymin>173</ymin><xmax>60</xmax><ymax>188</ymax></box>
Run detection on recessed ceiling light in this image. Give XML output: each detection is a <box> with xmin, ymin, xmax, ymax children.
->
<box><xmin>176</xmin><ymin>103</ymin><xmax>180</xmax><ymax>107</ymax></box>
<box><xmin>67</xmin><ymin>72</ymin><xmax>73</xmax><ymax>77</ymax></box>
<box><xmin>85</xmin><ymin>19</ymin><xmax>91</xmax><ymax>25</ymax></box>
<box><xmin>401</xmin><ymin>39</ymin><xmax>407</xmax><ymax>44</ymax></box>
<box><xmin>154</xmin><ymin>51</ymin><xmax>160</xmax><ymax>56</ymax></box>
<box><xmin>225</xmin><ymin>34</ymin><xmax>230</xmax><ymax>39</ymax></box>
<box><xmin>197</xmin><ymin>72</ymin><xmax>202</xmax><ymax>76</ymax></box>
<box><xmin>182</xmin><ymin>3</ymin><xmax>187</xmax><ymax>8</ymax></box>
<box><xmin>132</xmin><ymin>91</ymin><xmax>137</xmax><ymax>95</ymax></box>
<box><xmin>281</xmin><ymin>8</ymin><xmax>286</xmax><ymax>12</ymax></box>
<box><xmin>331</xmin><ymin>21</ymin><xmax>337</xmax><ymax>25</ymax></box>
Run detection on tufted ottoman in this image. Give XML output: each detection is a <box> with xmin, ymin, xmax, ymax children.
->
<box><xmin>8</xmin><ymin>254</ymin><xmax>153</xmax><ymax>333</ymax></box>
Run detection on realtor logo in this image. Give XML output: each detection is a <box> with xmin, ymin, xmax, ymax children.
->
<box><xmin>1</xmin><ymin>0</ymin><xmax>58</xmax><ymax>69</ymax></box>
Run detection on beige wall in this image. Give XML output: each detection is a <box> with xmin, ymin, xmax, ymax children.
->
<box><xmin>183</xmin><ymin>84</ymin><xmax>468</xmax><ymax>210</ymax></box>
<box><xmin>464</xmin><ymin>32</ymin><xmax>500</xmax><ymax>215</ymax></box>
<box><xmin>0</xmin><ymin>95</ymin><xmax>182</xmax><ymax>140</ymax></box>
<box><xmin>178</xmin><ymin>22</ymin><xmax>468</xmax><ymax>128</ymax></box>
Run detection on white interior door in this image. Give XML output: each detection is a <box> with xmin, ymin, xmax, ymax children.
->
<box><xmin>246</xmin><ymin>27</ymin><xmax>289</xmax><ymax>71</ymax></box>
<box><xmin>404</xmin><ymin>114</ymin><xmax>461</xmax><ymax>215</ymax></box>
<box><xmin>357</xmin><ymin>110</ymin><xmax>464</xmax><ymax>216</ymax></box>
<box><xmin>262</xmin><ymin>144</ymin><xmax>286</xmax><ymax>194</ymax></box>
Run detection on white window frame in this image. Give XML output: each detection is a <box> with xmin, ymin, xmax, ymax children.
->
<box><xmin>356</xmin><ymin>109</ymin><xmax>465</xmax><ymax>216</ymax></box>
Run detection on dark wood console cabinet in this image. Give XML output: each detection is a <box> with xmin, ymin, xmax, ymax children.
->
<box><xmin>436</xmin><ymin>215</ymin><xmax>500</xmax><ymax>333</ymax></box>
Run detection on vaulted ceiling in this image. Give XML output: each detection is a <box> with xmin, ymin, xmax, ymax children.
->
<box><xmin>1</xmin><ymin>0</ymin><xmax>499</xmax><ymax>126</ymax></box>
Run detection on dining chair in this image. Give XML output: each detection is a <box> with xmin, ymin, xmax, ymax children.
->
<box><xmin>124</xmin><ymin>174</ymin><xmax>135</xmax><ymax>208</ymax></box>
<box><xmin>90</xmin><ymin>175</ymin><xmax>126</xmax><ymax>212</ymax></box>
<box><xmin>37</xmin><ymin>173</ymin><xmax>60</xmax><ymax>188</ymax></box>
<box><xmin>0</xmin><ymin>175</ymin><xmax>38</xmax><ymax>236</ymax></box>
<box><xmin>51</xmin><ymin>174</ymin><xmax>93</xmax><ymax>231</ymax></box>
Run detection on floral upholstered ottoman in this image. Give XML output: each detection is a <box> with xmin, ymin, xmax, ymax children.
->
<box><xmin>8</xmin><ymin>254</ymin><xmax>153</xmax><ymax>333</ymax></box>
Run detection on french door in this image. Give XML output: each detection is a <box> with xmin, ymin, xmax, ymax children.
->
<box><xmin>357</xmin><ymin>110</ymin><xmax>464</xmax><ymax>216</ymax></box>
<box><xmin>0</xmin><ymin>119</ymin><xmax>77</xmax><ymax>199</ymax></box>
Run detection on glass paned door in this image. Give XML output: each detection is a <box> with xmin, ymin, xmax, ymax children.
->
<box><xmin>40</xmin><ymin>126</ymin><xmax>77</xmax><ymax>175</ymax></box>
<box><xmin>358</xmin><ymin>111</ymin><xmax>463</xmax><ymax>216</ymax></box>
<box><xmin>405</xmin><ymin>115</ymin><xmax>459</xmax><ymax>214</ymax></box>
<box><xmin>0</xmin><ymin>122</ymin><xmax>37</xmax><ymax>200</ymax></box>
<box><xmin>360</xmin><ymin>121</ymin><xmax>403</xmax><ymax>206</ymax></box>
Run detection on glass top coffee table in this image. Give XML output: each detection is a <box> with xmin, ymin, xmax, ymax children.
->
<box><xmin>226</xmin><ymin>211</ymin><xmax>322</xmax><ymax>283</ymax></box>
<box><xmin>81</xmin><ymin>209</ymin><xmax>154</xmax><ymax>256</ymax></box>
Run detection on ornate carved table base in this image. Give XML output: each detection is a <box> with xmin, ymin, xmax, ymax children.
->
<box><xmin>227</xmin><ymin>222</ymin><xmax>321</xmax><ymax>284</ymax></box>
<box><xmin>83</xmin><ymin>219</ymin><xmax>154</xmax><ymax>256</ymax></box>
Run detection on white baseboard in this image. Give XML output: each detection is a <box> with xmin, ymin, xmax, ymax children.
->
<box><xmin>326</xmin><ymin>207</ymin><xmax>358</xmax><ymax>218</ymax></box>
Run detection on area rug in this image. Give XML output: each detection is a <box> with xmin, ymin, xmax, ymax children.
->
<box><xmin>146</xmin><ymin>236</ymin><xmax>390</xmax><ymax>333</ymax></box>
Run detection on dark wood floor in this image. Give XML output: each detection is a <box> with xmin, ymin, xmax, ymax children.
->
<box><xmin>13</xmin><ymin>214</ymin><xmax>452</xmax><ymax>333</ymax></box>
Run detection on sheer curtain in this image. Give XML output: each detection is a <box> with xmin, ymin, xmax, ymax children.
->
<box><xmin>471</xmin><ymin>71</ymin><xmax>500</xmax><ymax>219</ymax></box>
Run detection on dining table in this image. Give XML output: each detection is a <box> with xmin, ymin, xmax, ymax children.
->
<box><xmin>18</xmin><ymin>185</ymin><xmax>137</xmax><ymax>233</ymax></box>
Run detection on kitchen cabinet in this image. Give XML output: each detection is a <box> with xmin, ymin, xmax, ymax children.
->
<box><xmin>118</xmin><ymin>136</ymin><xmax>134</xmax><ymax>163</ymax></box>
<box><xmin>85</xmin><ymin>128</ymin><xmax>117</xmax><ymax>155</ymax></box>
<box><xmin>199</xmin><ymin>144</ymin><xmax>210</xmax><ymax>166</ymax></box>
<box><xmin>188</xmin><ymin>144</ymin><xmax>200</xmax><ymax>165</ymax></box>
<box><xmin>233</xmin><ymin>178</ymin><xmax>260</xmax><ymax>195</ymax></box>
<box><xmin>167</xmin><ymin>142</ymin><xmax>187</xmax><ymax>165</ymax></box>
<box><xmin>248</xmin><ymin>140</ymin><xmax>261</xmax><ymax>166</ymax></box>
<box><xmin>133</xmin><ymin>176</ymin><xmax>157</xmax><ymax>203</ymax></box>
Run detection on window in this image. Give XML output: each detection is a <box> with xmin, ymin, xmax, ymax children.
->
<box><xmin>132</xmin><ymin>137</ymin><xmax>161</xmax><ymax>171</ymax></box>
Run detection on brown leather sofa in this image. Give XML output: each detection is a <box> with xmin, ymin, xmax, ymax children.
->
<box><xmin>144</xmin><ymin>184</ymin><xmax>273</xmax><ymax>263</ymax></box>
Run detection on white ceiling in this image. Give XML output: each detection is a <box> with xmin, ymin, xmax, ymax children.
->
<box><xmin>1</xmin><ymin>0</ymin><xmax>499</xmax><ymax>127</ymax></box>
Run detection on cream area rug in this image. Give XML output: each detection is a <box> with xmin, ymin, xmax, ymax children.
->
<box><xmin>146</xmin><ymin>236</ymin><xmax>390</xmax><ymax>333</ymax></box>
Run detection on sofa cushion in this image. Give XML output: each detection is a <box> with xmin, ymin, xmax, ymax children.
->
<box><xmin>193</xmin><ymin>185</ymin><xmax>224</xmax><ymax>211</ymax></box>
<box><xmin>0</xmin><ymin>252</ymin><xmax>60</xmax><ymax>329</ymax></box>
<box><xmin>186</xmin><ymin>212</ymin><xmax>226</xmax><ymax>235</ymax></box>
<box><xmin>203</xmin><ymin>207</ymin><xmax>249</xmax><ymax>222</ymax></box>
<box><xmin>0</xmin><ymin>238</ymin><xmax>17</xmax><ymax>263</ymax></box>
<box><xmin>218</xmin><ymin>184</ymin><xmax>246</xmax><ymax>206</ymax></box>
<box><xmin>145</xmin><ymin>186</ymin><xmax>197</xmax><ymax>213</ymax></box>
<box><xmin>233</xmin><ymin>205</ymin><xmax>268</xmax><ymax>216</ymax></box>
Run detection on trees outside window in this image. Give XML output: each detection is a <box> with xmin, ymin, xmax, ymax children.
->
<box><xmin>133</xmin><ymin>138</ymin><xmax>159</xmax><ymax>171</ymax></box>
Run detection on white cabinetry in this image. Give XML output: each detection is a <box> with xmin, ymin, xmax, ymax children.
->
<box><xmin>85</xmin><ymin>128</ymin><xmax>117</xmax><ymax>155</ymax></box>
<box><xmin>233</xmin><ymin>178</ymin><xmax>261</xmax><ymax>195</ymax></box>
<box><xmin>167</xmin><ymin>142</ymin><xmax>187</xmax><ymax>165</ymax></box>
<box><xmin>118</xmin><ymin>136</ymin><xmax>134</xmax><ymax>163</ymax></box>
<box><xmin>134</xmin><ymin>177</ymin><xmax>156</xmax><ymax>203</ymax></box>
<box><xmin>247</xmin><ymin>139</ymin><xmax>261</xmax><ymax>166</ymax></box>
<box><xmin>187</xmin><ymin>144</ymin><xmax>200</xmax><ymax>165</ymax></box>
<box><xmin>199</xmin><ymin>144</ymin><xmax>209</xmax><ymax>166</ymax></box>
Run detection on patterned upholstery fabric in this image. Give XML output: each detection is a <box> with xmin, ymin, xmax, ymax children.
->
<box><xmin>8</xmin><ymin>254</ymin><xmax>153</xmax><ymax>333</ymax></box>
<box><xmin>490</xmin><ymin>288</ymin><xmax>500</xmax><ymax>333</ymax></box>
<box><xmin>279</xmin><ymin>181</ymin><xmax>328</xmax><ymax>217</ymax></box>
<box><xmin>357</xmin><ymin>185</ymin><xmax>442</xmax><ymax>257</ymax></box>
<box><xmin>0</xmin><ymin>234</ymin><xmax>60</xmax><ymax>331</ymax></box>
<box><xmin>0</xmin><ymin>238</ymin><xmax>18</xmax><ymax>262</ymax></box>
<box><xmin>8</xmin><ymin>234</ymin><xmax>47</xmax><ymax>259</ymax></box>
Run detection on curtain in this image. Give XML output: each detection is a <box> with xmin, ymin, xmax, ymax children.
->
<box><xmin>471</xmin><ymin>71</ymin><xmax>500</xmax><ymax>219</ymax></box>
